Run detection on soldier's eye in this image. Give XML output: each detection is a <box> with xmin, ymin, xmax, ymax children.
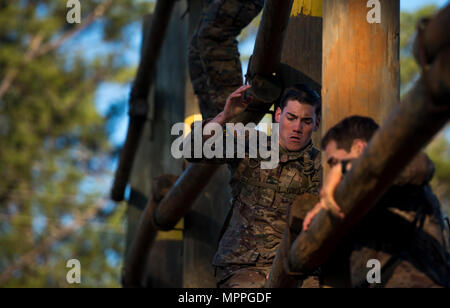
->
<box><xmin>328</xmin><ymin>159</ymin><xmax>338</xmax><ymax>167</ymax></box>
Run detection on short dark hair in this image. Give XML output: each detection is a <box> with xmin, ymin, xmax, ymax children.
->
<box><xmin>278</xmin><ymin>84</ymin><xmax>321</xmax><ymax>117</ymax></box>
<box><xmin>321</xmin><ymin>116</ymin><xmax>380</xmax><ymax>152</ymax></box>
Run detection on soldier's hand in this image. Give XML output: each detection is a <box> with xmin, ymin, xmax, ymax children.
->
<box><xmin>303</xmin><ymin>164</ymin><xmax>345</xmax><ymax>231</ymax></box>
<box><xmin>303</xmin><ymin>202</ymin><xmax>322</xmax><ymax>231</ymax></box>
<box><xmin>223</xmin><ymin>85</ymin><xmax>253</xmax><ymax>121</ymax></box>
<box><xmin>321</xmin><ymin>164</ymin><xmax>345</xmax><ymax>218</ymax></box>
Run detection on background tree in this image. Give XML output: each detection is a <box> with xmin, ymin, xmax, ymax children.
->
<box><xmin>0</xmin><ymin>0</ymin><xmax>154</xmax><ymax>287</ymax></box>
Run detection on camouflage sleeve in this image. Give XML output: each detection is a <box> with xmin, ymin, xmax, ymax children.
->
<box><xmin>183</xmin><ymin>119</ymin><xmax>224</xmax><ymax>164</ymax></box>
<box><xmin>183</xmin><ymin>119</ymin><xmax>271</xmax><ymax>166</ymax></box>
<box><xmin>183</xmin><ymin>119</ymin><xmax>241</xmax><ymax>165</ymax></box>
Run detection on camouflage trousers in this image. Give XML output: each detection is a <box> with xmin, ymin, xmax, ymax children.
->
<box><xmin>215</xmin><ymin>265</ymin><xmax>317</xmax><ymax>288</ymax></box>
<box><xmin>215</xmin><ymin>265</ymin><xmax>270</xmax><ymax>288</ymax></box>
<box><xmin>188</xmin><ymin>0</ymin><xmax>264</xmax><ymax>119</ymax></box>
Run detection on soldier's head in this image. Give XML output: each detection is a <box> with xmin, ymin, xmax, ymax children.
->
<box><xmin>321</xmin><ymin>115</ymin><xmax>379</xmax><ymax>167</ymax></box>
<box><xmin>275</xmin><ymin>84</ymin><xmax>321</xmax><ymax>152</ymax></box>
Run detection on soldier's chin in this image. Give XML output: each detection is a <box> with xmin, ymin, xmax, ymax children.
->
<box><xmin>286</xmin><ymin>141</ymin><xmax>304</xmax><ymax>152</ymax></box>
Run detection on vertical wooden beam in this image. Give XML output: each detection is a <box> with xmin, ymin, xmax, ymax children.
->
<box><xmin>181</xmin><ymin>0</ymin><xmax>235</xmax><ymax>288</ymax></box>
<box><xmin>111</xmin><ymin>0</ymin><xmax>176</xmax><ymax>202</ymax></box>
<box><xmin>322</xmin><ymin>0</ymin><xmax>400</xmax><ymax>134</ymax></box>
<box><xmin>124</xmin><ymin>1</ymin><xmax>188</xmax><ymax>288</ymax></box>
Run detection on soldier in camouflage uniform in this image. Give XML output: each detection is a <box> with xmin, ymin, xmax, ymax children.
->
<box><xmin>303</xmin><ymin>116</ymin><xmax>450</xmax><ymax>288</ymax></box>
<box><xmin>188</xmin><ymin>0</ymin><xmax>264</xmax><ymax>119</ymax></box>
<box><xmin>186</xmin><ymin>84</ymin><xmax>322</xmax><ymax>288</ymax></box>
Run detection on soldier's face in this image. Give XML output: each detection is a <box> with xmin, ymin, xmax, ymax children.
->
<box><xmin>325</xmin><ymin>140</ymin><xmax>367</xmax><ymax>167</ymax></box>
<box><xmin>275</xmin><ymin>100</ymin><xmax>319</xmax><ymax>152</ymax></box>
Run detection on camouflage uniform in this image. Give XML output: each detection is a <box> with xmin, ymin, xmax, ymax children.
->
<box><xmin>321</xmin><ymin>154</ymin><xmax>450</xmax><ymax>288</ymax></box>
<box><xmin>188</xmin><ymin>0</ymin><xmax>264</xmax><ymax>119</ymax></box>
<box><xmin>186</xmin><ymin>122</ymin><xmax>322</xmax><ymax>288</ymax></box>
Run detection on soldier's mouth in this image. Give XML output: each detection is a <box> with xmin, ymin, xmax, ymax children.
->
<box><xmin>289</xmin><ymin>136</ymin><xmax>302</xmax><ymax>143</ymax></box>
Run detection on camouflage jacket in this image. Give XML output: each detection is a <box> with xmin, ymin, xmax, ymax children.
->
<box><xmin>213</xmin><ymin>144</ymin><xmax>321</xmax><ymax>267</ymax></box>
<box><xmin>184</xmin><ymin>121</ymin><xmax>322</xmax><ymax>267</ymax></box>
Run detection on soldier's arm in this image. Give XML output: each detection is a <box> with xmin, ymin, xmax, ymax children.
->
<box><xmin>303</xmin><ymin>164</ymin><xmax>346</xmax><ymax>231</ymax></box>
<box><xmin>210</xmin><ymin>84</ymin><xmax>253</xmax><ymax>126</ymax></box>
<box><xmin>183</xmin><ymin>85</ymin><xmax>254</xmax><ymax>164</ymax></box>
<box><xmin>303</xmin><ymin>152</ymin><xmax>435</xmax><ymax>231</ymax></box>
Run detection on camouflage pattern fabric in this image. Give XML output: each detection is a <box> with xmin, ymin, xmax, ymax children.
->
<box><xmin>216</xmin><ymin>266</ymin><xmax>270</xmax><ymax>288</ymax></box>
<box><xmin>213</xmin><ymin>143</ymin><xmax>321</xmax><ymax>267</ymax></box>
<box><xmin>188</xmin><ymin>0</ymin><xmax>264</xmax><ymax>119</ymax></box>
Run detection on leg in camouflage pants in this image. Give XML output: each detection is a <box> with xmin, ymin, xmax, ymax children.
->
<box><xmin>216</xmin><ymin>266</ymin><xmax>270</xmax><ymax>288</ymax></box>
<box><xmin>188</xmin><ymin>0</ymin><xmax>264</xmax><ymax>119</ymax></box>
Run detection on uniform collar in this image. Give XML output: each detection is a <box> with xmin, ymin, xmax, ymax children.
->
<box><xmin>279</xmin><ymin>141</ymin><xmax>314</xmax><ymax>163</ymax></box>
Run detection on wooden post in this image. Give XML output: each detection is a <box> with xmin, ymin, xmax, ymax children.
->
<box><xmin>322</xmin><ymin>0</ymin><xmax>400</xmax><ymax>135</ymax></box>
<box><xmin>123</xmin><ymin>1</ymin><xmax>188</xmax><ymax>288</ymax></box>
<box><xmin>111</xmin><ymin>0</ymin><xmax>176</xmax><ymax>202</ymax></box>
<box><xmin>182</xmin><ymin>1</ymin><xmax>232</xmax><ymax>287</ymax></box>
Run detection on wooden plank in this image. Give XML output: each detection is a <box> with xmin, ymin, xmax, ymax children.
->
<box><xmin>111</xmin><ymin>0</ymin><xmax>177</xmax><ymax>202</ymax></box>
<box><xmin>181</xmin><ymin>2</ymin><xmax>231</xmax><ymax>288</ymax></box>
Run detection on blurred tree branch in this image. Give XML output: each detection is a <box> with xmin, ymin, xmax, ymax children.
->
<box><xmin>0</xmin><ymin>199</ymin><xmax>108</xmax><ymax>286</ymax></box>
<box><xmin>0</xmin><ymin>0</ymin><xmax>114</xmax><ymax>101</ymax></box>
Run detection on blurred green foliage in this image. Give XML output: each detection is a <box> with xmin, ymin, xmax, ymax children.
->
<box><xmin>400</xmin><ymin>5</ymin><xmax>438</xmax><ymax>95</ymax></box>
<box><xmin>0</xmin><ymin>0</ymin><xmax>154</xmax><ymax>287</ymax></box>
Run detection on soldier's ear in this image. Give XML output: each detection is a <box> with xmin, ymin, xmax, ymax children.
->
<box><xmin>314</xmin><ymin>115</ymin><xmax>321</xmax><ymax>131</ymax></box>
<box><xmin>351</xmin><ymin>139</ymin><xmax>367</xmax><ymax>156</ymax></box>
<box><xmin>275</xmin><ymin>107</ymin><xmax>282</xmax><ymax>123</ymax></box>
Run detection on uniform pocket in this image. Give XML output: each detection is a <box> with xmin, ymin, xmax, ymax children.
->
<box><xmin>259</xmin><ymin>187</ymin><xmax>276</xmax><ymax>208</ymax></box>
